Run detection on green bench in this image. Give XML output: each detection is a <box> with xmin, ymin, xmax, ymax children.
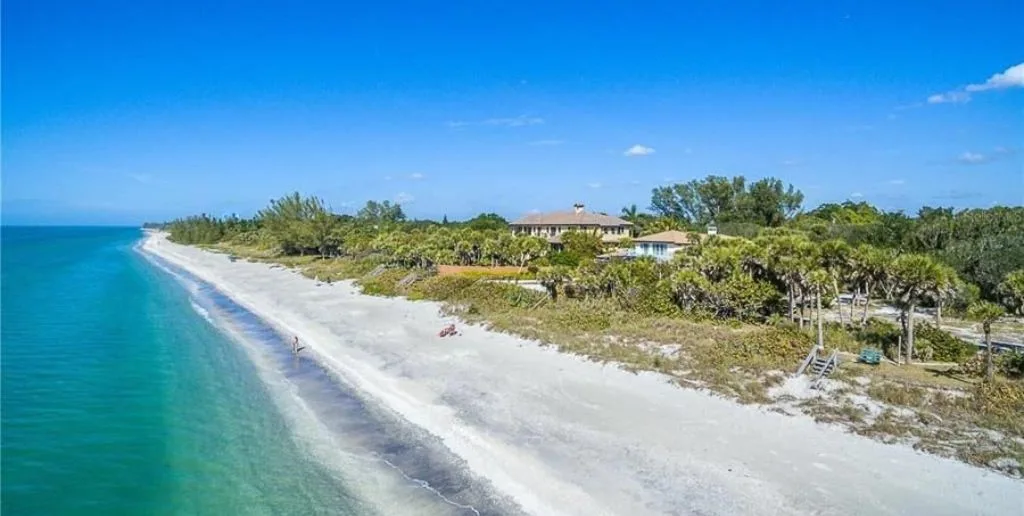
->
<box><xmin>858</xmin><ymin>348</ymin><xmax>882</xmax><ymax>365</ymax></box>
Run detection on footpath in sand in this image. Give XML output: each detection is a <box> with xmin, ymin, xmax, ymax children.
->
<box><xmin>144</xmin><ymin>233</ymin><xmax>1024</xmax><ymax>516</ymax></box>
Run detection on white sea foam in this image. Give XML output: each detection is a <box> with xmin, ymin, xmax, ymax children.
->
<box><xmin>188</xmin><ymin>299</ymin><xmax>214</xmax><ymax>324</ymax></box>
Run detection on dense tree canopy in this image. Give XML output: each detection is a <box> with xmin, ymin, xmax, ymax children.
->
<box><xmin>356</xmin><ymin>200</ymin><xmax>406</xmax><ymax>225</ymax></box>
<box><xmin>162</xmin><ymin>177</ymin><xmax>1022</xmax><ymax>329</ymax></box>
<box><xmin>649</xmin><ymin>175</ymin><xmax>803</xmax><ymax>227</ymax></box>
<box><xmin>462</xmin><ymin>212</ymin><xmax>509</xmax><ymax>231</ymax></box>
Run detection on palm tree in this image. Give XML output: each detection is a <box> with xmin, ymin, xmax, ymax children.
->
<box><xmin>849</xmin><ymin>245</ymin><xmax>890</xmax><ymax>326</ymax></box>
<box><xmin>538</xmin><ymin>266</ymin><xmax>573</xmax><ymax>300</ymax></box>
<box><xmin>930</xmin><ymin>264</ymin><xmax>958</xmax><ymax>327</ymax></box>
<box><xmin>762</xmin><ymin>235</ymin><xmax>815</xmax><ymax>327</ymax></box>
<box><xmin>620</xmin><ymin>204</ymin><xmax>641</xmax><ymax>236</ymax></box>
<box><xmin>890</xmin><ymin>254</ymin><xmax>943</xmax><ymax>364</ymax></box>
<box><xmin>968</xmin><ymin>301</ymin><xmax>1005</xmax><ymax>381</ymax></box>
<box><xmin>668</xmin><ymin>269</ymin><xmax>710</xmax><ymax>312</ymax></box>
<box><xmin>807</xmin><ymin>269</ymin><xmax>832</xmax><ymax>349</ymax></box>
<box><xmin>818</xmin><ymin>240</ymin><xmax>851</xmax><ymax>325</ymax></box>
<box><xmin>645</xmin><ymin>216</ymin><xmax>684</xmax><ymax>234</ymax></box>
<box><xmin>999</xmin><ymin>269</ymin><xmax>1024</xmax><ymax>316</ymax></box>
<box><xmin>512</xmin><ymin>235</ymin><xmax>548</xmax><ymax>273</ymax></box>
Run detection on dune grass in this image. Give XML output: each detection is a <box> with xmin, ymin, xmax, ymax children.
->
<box><xmin>204</xmin><ymin>242</ymin><xmax>1024</xmax><ymax>475</ymax></box>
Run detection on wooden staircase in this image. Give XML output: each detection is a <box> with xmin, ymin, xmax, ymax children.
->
<box><xmin>795</xmin><ymin>345</ymin><xmax>840</xmax><ymax>389</ymax></box>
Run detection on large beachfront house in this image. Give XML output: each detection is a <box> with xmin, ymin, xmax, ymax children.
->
<box><xmin>630</xmin><ymin>230</ymin><xmax>695</xmax><ymax>261</ymax></box>
<box><xmin>510</xmin><ymin>204</ymin><xmax>632</xmax><ymax>245</ymax></box>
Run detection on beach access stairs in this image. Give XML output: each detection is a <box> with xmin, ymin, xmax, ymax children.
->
<box><xmin>795</xmin><ymin>345</ymin><xmax>840</xmax><ymax>389</ymax></box>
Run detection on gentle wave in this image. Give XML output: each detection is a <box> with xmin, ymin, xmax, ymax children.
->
<box><xmin>189</xmin><ymin>298</ymin><xmax>214</xmax><ymax>324</ymax></box>
<box><xmin>141</xmin><ymin>248</ymin><xmax>519</xmax><ymax>516</ymax></box>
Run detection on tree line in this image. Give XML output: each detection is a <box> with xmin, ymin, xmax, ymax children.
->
<box><xmin>538</xmin><ymin>230</ymin><xmax>1020</xmax><ymax>372</ymax></box>
<box><xmin>164</xmin><ymin>178</ymin><xmax>1024</xmax><ymax>373</ymax></box>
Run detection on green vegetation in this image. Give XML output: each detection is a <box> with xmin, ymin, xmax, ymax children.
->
<box><xmin>648</xmin><ymin>175</ymin><xmax>803</xmax><ymax>227</ymax></box>
<box><xmin>1000</xmin><ymin>269</ymin><xmax>1024</xmax><ymax>316</ymax></box>
<box><xmin>166</xmin><ymin>186</ymin><xmax>1023</xmax><ymax>367</ymax></box>
<box><xmin>968</xmin><ymin>301</ymin><xmax>1007</xmax><ymax>381</ymax></box>
<box><xmin>164</xmin><ymin>181</ymin><xmax>1024</xmax><ymax>474</ymax></box>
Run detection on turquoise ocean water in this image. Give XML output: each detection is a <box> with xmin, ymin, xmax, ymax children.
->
<box><xmin>2</xmin><ymin>227</ymin><xmax>515</xmax><ymax>515</ymax></box>
<box><xmin>1</xmin><ymin>227</ymin><xmax>360</xmax><ymax>514</ymax></box>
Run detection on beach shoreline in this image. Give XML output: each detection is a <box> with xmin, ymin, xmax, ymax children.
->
<box><xmin>142</xmin><ymin>232</ymin><xmax>1024</xmax><ymax>516</ymax></box>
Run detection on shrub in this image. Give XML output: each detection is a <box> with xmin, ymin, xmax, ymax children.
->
<box><xmin>412</xmin><ymin>276</ymin><xmax>477</xmax><ymax>300</ymax></box>
<box><xmin>817</xmin><ymin>322</ymin><xmax>863</xmax><ymax>353</ymax></box>
<box><xmin>695</xmin><ymin>326</ymin><xmax>809</xmax><ymax>372</ymax></box>
<box><xmin>915</xmin><ymin>322</ymin><xmax>976</xmax><ymax>364</ymax></box>
<box><xmin>548</xmin><ymin>251</ymin><xmax>580</xmax><ymax>267</ymax></box>
<box><xmin>949</xmin><ymin>282</ymin><xmax>981</xmax><ymax>316</ymax></box>
<box><xmin>855</xmin><ymin>318</ymin><xmax>901</xmax><ymax>359</ymax></box>
<box><xmin>998</xmin><ymin>352</ymin><xmax>1024</xmax><ymax>379</ymax></box>
<box><xmin>301</xmin><ymin>257</ymin><xmax>381</xmax><ymax>282</ymax></box>
<box><xmin>357</xmin><ymin>268</ymin><xmax>408</xmax><ymax>296</ymax></box>
<box><xmin>456</xmin><ymin>270</ymin><xmax>533</xmax><ymax>281</ymax></box>
<box><xmin>867</xmin><ymin>383</ymin><xmax>928</xmax><ymax>407</ymax></box>
<box><xmin>969</xmin><ymin>381</ymin><xmax>1024</xmax><ymax>436</ymax></box>
<box><xmin>548</xmin><ymin>300</ymin><xmax>615</xmax><ymax>332</ymax></box>
<box><xmin>409</xmin><ymin>275</ymin><xmax>545</xmax><ymax>314</ymax></box>
<box><xmin>615</xmin><ymin>282</ymin><xmax>680</xmax><ymax>317</ymax></box>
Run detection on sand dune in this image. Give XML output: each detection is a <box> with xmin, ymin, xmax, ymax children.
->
<box><xmin>143</xmin><ymin>233</ymin><xmax>1024</xmax><ymax>516</ymax></box>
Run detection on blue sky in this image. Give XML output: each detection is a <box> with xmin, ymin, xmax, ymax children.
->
<box><xmin>2</xmin><ymin>0</ymin><xmax>1022</xmax><ymax>224</ymax></box>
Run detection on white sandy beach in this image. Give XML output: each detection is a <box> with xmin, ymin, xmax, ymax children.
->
<box><xmin>143</xmin><ymin>232</ymin><xmax>1024</xmax><ymax>516</ymax></box>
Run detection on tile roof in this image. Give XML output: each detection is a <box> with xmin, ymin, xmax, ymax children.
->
<box><xmin>511</xmin><ymin>211</ymin><xmax>631</xmax><ymax>227</ymax></box>
<box><xmin>634</xmin><ymin>230</ymin><xmax>695</xmax><ymax>245</ymax></box>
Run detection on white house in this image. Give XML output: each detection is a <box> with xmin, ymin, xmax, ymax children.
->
<box><xmin>631</xmin><ymin>230</ymin><xmax>695</xmax><ymax>261</ymax></box>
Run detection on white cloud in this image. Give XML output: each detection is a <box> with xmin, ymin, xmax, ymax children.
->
<box><xmin>628</xmin><ymin>180</ymin><xmax>641</xmax><ymax>186</ymax></box>
<box><xmin>409</xmin><ymin>173</ymin><xmax>424</xmax><ymax>180</ymax></box>
<box><xmin>957</xmin><ymin>151</ymin><xmax>988</xmax><ymax>164</ymax></box>
<box><xmin>587</xmin><ymin>182</ymin><xmax>602</xmax><ymax>189</ymax></box>
<box><xmin>927</xmin><ymin>91</ymin><xmax>971</xmax><ymax>104</ymax></box>
<box><xmin>624</xmin><ymin>144</ymin><xmax>655</xmax><ymax>157</ymax></box>
<box><xmin>850</xmin><ymin>192</ymin><xmax>864</xmax><ymax>198</ymax></box>
<box><xmin>928</xmin><ymin>62</ymin><xmax>1024</xmax><ymax>104</ymax></box>
<box><xmin>448</xmin><ymin>115</ymin><xmax>544</xmax><ymax>128</ymax></box>
<box><xmin>954</xmin><ymin>147</ymin><xmax>1016</xmax><ymax>165</ymax></box>
<box><xmin>383</xmin><ymin>175</ymin><xmax>393</xmax><ymax>181</ymax></box>
<box><xmin>528</xmin><ymin>139</ymin><xmax>564</xmax><ymax>146</ymax></box>
<box><xmin>888</xmin><ymin>179</ymin><xmax>906</xmax><ymax>185</ymax></box>
<box><xmin>127</xmin><ymin>173</ymin><xmax>153</xmax><ymax>184</ymax></box>
<box><xmin>964</xmin><ymin>63</ymin><xmax>1024</xmax><ymax>92</ymax></box>
<box><xmin>781</xmin><ymin>159</ymin><xmax>802</xmax><ymax>166</ymax></box>
<box><xmin>394</xmin><ymin>192</ymin><xmax>415</xmax><ymax>204</ymax></box>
